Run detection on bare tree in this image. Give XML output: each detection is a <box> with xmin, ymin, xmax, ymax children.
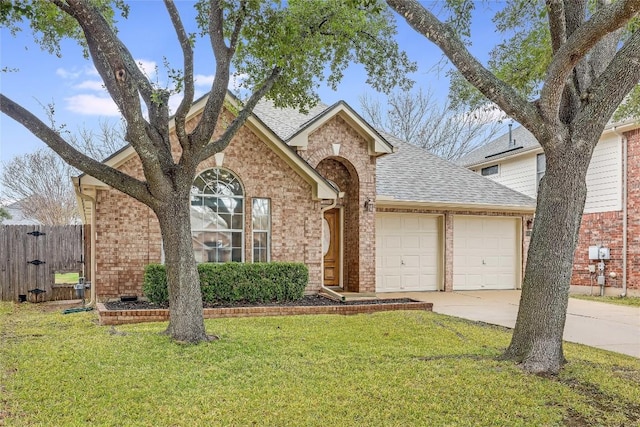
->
<box><xmin>0</xmin><ymin>120</ymin><xmax>126</xmax><ymax>225</ymax></box>
<box><xmin>388</xmin><ymin>0</ymin><xmax>640</xmax><ymax>374</ymax></box>
<box><xmin>359</xmin><ymin>88</ymin><xmax>502</xmax><ymax>160</ymax></box>
<box><xmin>1</xmin><ymin>149</ymin><xmax>78</xmax><ymax>225</ymax></box>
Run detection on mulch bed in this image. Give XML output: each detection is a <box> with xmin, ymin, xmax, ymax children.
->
<box><xmin>104</xmin><ymin>295</ymin><xmax>417</xmax><ymax>310</ymax></box>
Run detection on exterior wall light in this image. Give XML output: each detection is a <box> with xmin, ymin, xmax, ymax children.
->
<box><xmin>364</xmin><ymin>198</ymin><xmax>375</xmax><ymax>212</ymax></box>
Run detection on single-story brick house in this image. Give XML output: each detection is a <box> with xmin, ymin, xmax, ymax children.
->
<box><xmin>457</xmin><ymin>121</ymin><xmax>640</xmax><ymax>296</ymax></box>
<box><xmin>74</xmin><ymin>94</ymin><xmax>535</xmax><ymax>301</ymax></box>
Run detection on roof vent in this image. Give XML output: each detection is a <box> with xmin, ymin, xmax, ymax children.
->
<box><xmin>508</xmin><ymin>123</ymin><xmax>517</xmax><ymax>148</ymax></box>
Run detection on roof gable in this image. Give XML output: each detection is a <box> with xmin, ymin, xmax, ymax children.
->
<box><xmin>78</xmin><ymin>93</ymin><xmax>338</xmax><ymax>201</ymax></box>
<box><xmin>458</xmin><ymin>119</ymin><xmax>640</xmax><ymax>168</ymax></box>
<box><xmin>284</xmin><ymin>101</ymin><xmax>394</xmax><ymax>156</ymax></box>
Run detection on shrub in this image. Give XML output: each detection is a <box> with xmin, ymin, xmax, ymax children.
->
<box><xmin>142</xmin><ymin>264</ymin><xmax>169</xmax><ymax>304</ymax></box>
<box><xmin>143</xmin><ymin>262</ymin><xmax>308</xmax><ymax>305</ymax></box>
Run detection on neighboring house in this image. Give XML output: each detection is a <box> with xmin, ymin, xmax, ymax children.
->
<box><xmin>458</xmin><ymin>121</ymin><xmax>640</xmax><ymax>296</ymax></box>
<box><xmin>0</xmin><ymin>200</ymin><xmax>41</xmax><ymax>225</ymax></box>
<box><xmin>74</xmin><ymin>94</ymin><xmax>535</xmax><ymax>302</ymax></box>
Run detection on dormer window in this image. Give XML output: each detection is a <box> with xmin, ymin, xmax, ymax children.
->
<box><xmin>481</xmin><ymin>165</ymin><xmax>499</xmax><ymax>176</ymax></box>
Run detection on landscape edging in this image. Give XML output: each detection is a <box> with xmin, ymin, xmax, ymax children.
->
<box><xmin>97</xmin><ymin>301</ymin><xmax>433</xmax><ymax>325</ymax></box>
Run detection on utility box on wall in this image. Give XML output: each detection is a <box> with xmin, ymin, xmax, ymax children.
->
<box><xmin>589</xmin><ymin>245</ymin><xmax>611</xmax><ymax>260</ymax></box>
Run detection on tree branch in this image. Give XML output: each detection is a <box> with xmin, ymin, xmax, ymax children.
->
<box><xmin>163</xmin><ymin>0</ymin><xmax>194</xmax><ymax>151</ymax></box>
<box><xmin>1</xmin><ymin>94</ymin><xmax>154</xmax><ymax>206</ymax></box>
<box><xmin>59</xmin><ymin>0</ymin><xmax>173</xmax><ymax>189</ymax></box>
<box><xmin>576</xmin><ymin>29</ymin><xmax>640</xmax><ymax>136</ymax></box>
<box><xmin>186</xmin><ymin>0</ymin><xmax>235</xmax><ymax>154</ymax></box>
<box><xmin>546</xmin><ymin>0</ymin><xmax>568</xmax><ymax>53</ymax></box>
<box><xmin>386</xmin><ymin>0</ymin><xmax>542</xmax><ymax>130</ymax></box>
<box><xmin>198</xmin><ymin>66</ymin><xmax>282</xmax><ymax>162</ymax></box>
<box><xmin>539</xmin><ymin>0</ymin><xmax>640</xmax><ymax>123</ymax></box>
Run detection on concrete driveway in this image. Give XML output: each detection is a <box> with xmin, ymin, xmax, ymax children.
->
<box><xmin>384</xmin><ymin>290</ymin><xmax>640</xmax><ymax>358</ymax></box>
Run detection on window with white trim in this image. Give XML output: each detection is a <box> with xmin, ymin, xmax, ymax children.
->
<box><xmin>481</xmin><ymin>164</ymin><xmax>499</xmax><ymax>176</ymax></box>
<box><xmin>190</xmin><ymin>168</ymin><xmax>244</xmax><ymax>263</ymax></box>
<box><xmin>252</xmin><ymin>198</ymin><xmax>271</xmax><ymax>262</ymax></box>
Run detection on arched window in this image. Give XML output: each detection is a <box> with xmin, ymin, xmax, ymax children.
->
<box><xmin>190</xmin><ymin>168</ymin><xmax>244</xmax><ymax>263</ymax></box>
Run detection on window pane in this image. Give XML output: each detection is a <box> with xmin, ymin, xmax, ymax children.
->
<box><xmin>232</xmin><ymin>215</ymin><xmax>243</xmax><ymax>230</ymax></box>
<box><xmin>252</xmin><ymin>199</ymin><xmax>270</xmax><ymax>262</ymax></box>
<box><xmin>481</xmin><ymin>165</ymin><xmax>499</xmax><ymax>176</ymax></box>
<box><xmin>232</xmin><ymin>232</ymin><xmax>242</xmax><ymax>248</ymax></box>
<box><xmin>192</xmin><ymin>168</ymin><xmax>244</xmax><ymax>263</ymax></box>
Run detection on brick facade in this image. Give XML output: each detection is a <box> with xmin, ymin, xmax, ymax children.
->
<box><xmin>302</xmin><ymin>115</ymin><xmax>378</xmax><ymax>293</ymax></box>
<box><xmin>93</xmin><ymin>109</ymin><xmax>382</xmax><ymax>300</ymax></box>
<box><xmin>570</xmin><ymin>128</ymin><xmax>640</xmax><ymax>294</ymax></box>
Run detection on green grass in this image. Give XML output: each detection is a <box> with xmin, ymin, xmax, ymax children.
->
<box><xmin>1</xmin><ymin>303</ymin><xmax>639</xmax><ymax>426</ymax></box>
<box><xmin>54</xmin><ymin>272</ymin><xmax>80</xmax><ymax>284</ymax></box>
<box><xmin>571</xmin><ymin>294</ymin><xmax>640</xmax><ymax>307</ymax></box>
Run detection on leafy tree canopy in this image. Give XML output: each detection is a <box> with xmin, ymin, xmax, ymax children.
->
<box><xmin>447</xmin><ymin>0</ymin><xmax>638</xmax><ymax>120</ymax></box>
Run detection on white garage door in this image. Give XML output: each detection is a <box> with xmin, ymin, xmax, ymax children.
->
<box><xmin>453</xmin><ymin>216</ymin><xmax>520</xmax><ymax>290</ymax></box>
<box><xmin>376</xmin><ymin>213</ymin><xmax>441</xmax><ymax>292</ymax></box>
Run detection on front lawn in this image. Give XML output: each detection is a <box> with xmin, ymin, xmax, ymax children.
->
<box><xmin>571</xmin><ymin>294</ymin><xmax>640</xmax><ymax>307</ymax></box>
<box><xmin>54</xmin><ymin>272</ymin><xmax>80</xmax><ymax>284</ymax></box>
<box><xmin>1</xmin><ymin>302</ymin><xmax>639</xmax><ymax>426</ymax></box>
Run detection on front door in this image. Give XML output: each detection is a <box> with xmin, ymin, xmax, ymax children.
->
<box><xmin>323</xmin><ymin>208</ymin><xmax>340</xmax><ymax>286</ymax></box>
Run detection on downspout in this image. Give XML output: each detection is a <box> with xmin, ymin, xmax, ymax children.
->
<box><xmin>612</xmin><ymin>127</ymin><xmax>628</xmax><ymax>297</ymax></box>
<box><xmin>320</xmin><ymin>197</ymin><xmax>345</xmax><ymax>302</ymax></box>
<box><xmin>74</xmin><ymin>177</ymin><xmax>98</xmax><ymax>307</ymax></box>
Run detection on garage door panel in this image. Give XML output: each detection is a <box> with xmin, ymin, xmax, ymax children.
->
<box><xmin>376</xmin><ymin>213</ymin><xmax>441</xmax><ymax>292</ymax></box>
<box><xmin>402</xmin><ymin>235</ymin><xmax>420</xmax><ymax>249</ymax></box>
<box><xmin>453</xmin><ymin>216</ymin><xmax>519</xmax><ymax>290</ymax></box>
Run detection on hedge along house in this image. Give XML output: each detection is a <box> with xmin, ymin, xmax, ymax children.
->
<box><xmin>74</xmin><ymin>93</ymin><xmax>536</xmax><ymax>302</ymax></box>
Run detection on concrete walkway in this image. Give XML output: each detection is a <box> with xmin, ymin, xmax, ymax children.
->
<box><xmin>384</xmin><ymin>290</ymin><xmax>640</xmax><ymax>358</ymax></box>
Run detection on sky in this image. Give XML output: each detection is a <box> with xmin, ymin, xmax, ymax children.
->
<box><xmin>0</xmin><ymin>1</ymin><xmax>509</xmax><ymax>169</ymax></box>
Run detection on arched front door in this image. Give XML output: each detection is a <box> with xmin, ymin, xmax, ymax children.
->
<box><xmin>323</xmin><ymin>208</ymin><xmax>340</xmax><ymax>286</ymax></box>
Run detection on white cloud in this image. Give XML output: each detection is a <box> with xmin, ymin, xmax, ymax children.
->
<box><xmin>136</xmin><ymin>59</ymin><xmax>157</xmax><ymax>79</ymax></box>
<box><xmin>194</xmin><ymin>74</ymin><xmax>215</xmax><ymax>88</ymax></box>
<box><xmin>85</xmin><ymin>65</ymin><xmax>100</xmax><ymax>76</ymax></box>
<box><xmin>65</xmin><ymin>94</ymin><xmax>120</xmax><ymax>116</ymax></box>
<box><xmin>74</xmin><ymin>80</ymin><xmax>105</xmax><ymax>91</ymax></box>
<box><xmin>230</xmin><ymin>73</ymin><xmax>249</xmax><ymax>91</ymax></box>
<box><xmin>56</xmin><ymin>68</ymin><xmax>81</xmax><ymax>79</ymax></box>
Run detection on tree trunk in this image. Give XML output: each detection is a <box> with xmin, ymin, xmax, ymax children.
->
<box><xmin>503</xmin><ymin>139</ymin><xmax>594</xmax><ymax>374</ymax></box>
<box><xmin>156</xmin><ymin>196</ymin><xmax>209</xmax><ymax>343</ymax></box>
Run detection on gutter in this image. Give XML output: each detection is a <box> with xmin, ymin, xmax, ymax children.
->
<box><xmin>612</xmin><ymin>126</ymin><xmax>628</xmax><ymax>297</ymax></box>
<box><xmin>375</xmin><ymin>196</ymin><xmax>536</xmax><ymax>214</ymax></box>
<box><xmin>73</xmin><ymin>177</ymin><xmax>98</xmax><ymax>307</ymax></box>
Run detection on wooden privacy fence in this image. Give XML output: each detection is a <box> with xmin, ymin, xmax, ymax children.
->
<box><xmin>0</xmin><ymin>225</ymin><xmax>88</xmax><ymax>302</ymax></box>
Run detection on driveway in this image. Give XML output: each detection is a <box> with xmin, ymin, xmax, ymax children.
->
<box><xmin>383</xmin><ymin>290</ymin><xmax>640</xmax><ymax>358</ymax></box>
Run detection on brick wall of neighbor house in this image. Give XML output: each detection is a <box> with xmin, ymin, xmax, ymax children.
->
<box><xmin>625</xmin><ymin>128</ymin><xmax>640</xmax><ymax>291</ymax></box>
<box><xmin>94</xmin><ymin>111</ymin><xmax>322</xmax><ymax>301</ymax></box>
<box><xmin>303</xmin><ymin>115</ymin><xmax>377</xmax><ymax>293</ymax></box>
<box><xmin>571</xmin><ymin>211</ymin><xmax>623</xmax><ymax>288</ymax></box>
<box><xmin>570</xmin><ymin>128</ymin><xmax>640</xmax><ymax>293</ymax></box>
<box><xmin>378</xmin><ymin>207</ymin><xmax>531</xmax><ymax>291</ymax></box>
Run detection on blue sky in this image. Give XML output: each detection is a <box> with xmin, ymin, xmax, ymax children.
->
<box><xmin>0</xmin><ymin>2</ymin><xmax>507</xmax><ymax>167</ymax></box>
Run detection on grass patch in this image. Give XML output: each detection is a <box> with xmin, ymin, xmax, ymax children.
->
<box><xmin>571</xmin><ymin>294</ymin><xmax>640</xmax><ymax>307</ymax></box>
<box><xmin>1</xmin><ymin>302</ymin><xmax>639</xmax><ymax>426</ymax></box>
<box><xmin>54</xmin><ymin>272</ymin><xmax>80</xmax><ymax>284</ymax></box>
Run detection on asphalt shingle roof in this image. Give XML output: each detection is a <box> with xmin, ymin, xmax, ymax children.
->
<box><xmin>376</xmin><ymin>132</ymin><xmax>536</xmax><ymax>209</ymax></box>
<box><xmin>250</xmin><ymin>102</ymin><xmax>535</xmax><ymax>210</ymax></box>
<box><xmin>252</xmin><ymin>99</ymin><xmax>331</xmax><ymax>140</ymax></box>
<box><xmin>456</xmin><ymin>125</ymin><xmax>540</xmax><ymax>167</ymax></box>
